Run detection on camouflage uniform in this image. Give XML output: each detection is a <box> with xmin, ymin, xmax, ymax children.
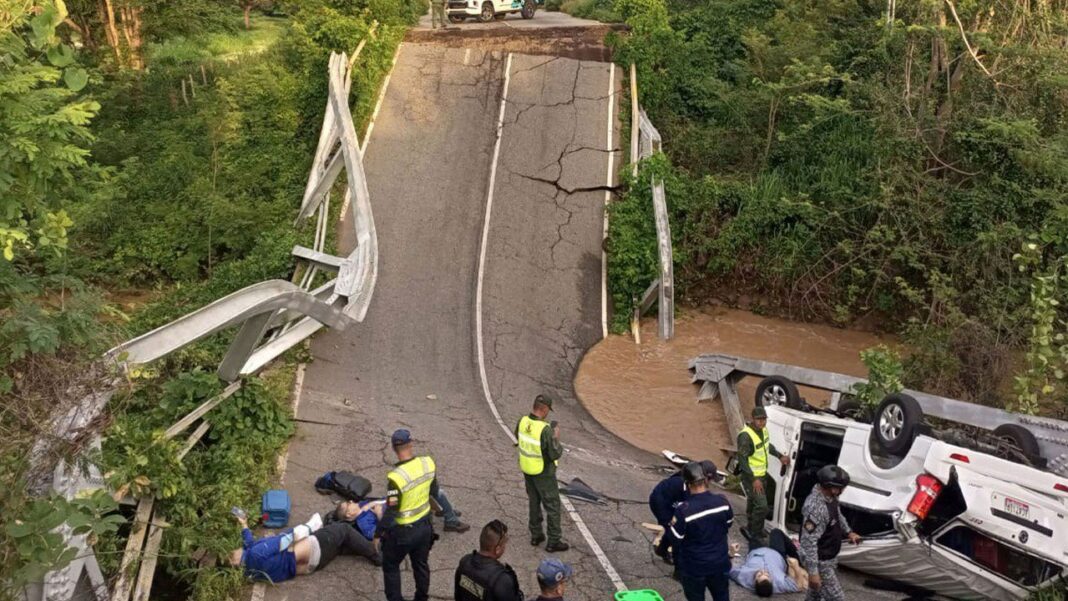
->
<box><xmin>799</xmin><ymin>485</ymin><xmax>849</xmax><ymax>601</ymax></box>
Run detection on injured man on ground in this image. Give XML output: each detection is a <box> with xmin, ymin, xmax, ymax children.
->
<box><xmin>229</xmin><ymin>500</ymin><xmax>385</xmax><ymax>583</ymax></box>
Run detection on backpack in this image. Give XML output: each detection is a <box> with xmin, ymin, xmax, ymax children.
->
<box><xmin>315</xmin><ymin>470</ymin><xmax>372</xmax><ymax>501</ymax></box>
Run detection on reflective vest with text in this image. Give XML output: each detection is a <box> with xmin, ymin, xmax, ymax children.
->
<box><xmin>388</xmin><ymin>456</ymin><xmax>436</xmax><ymax>525</ymax></box>
<box><xmin>517</xmin><ymin>416</ymin><xmax>550</xmax><ymax>476</ymax></box>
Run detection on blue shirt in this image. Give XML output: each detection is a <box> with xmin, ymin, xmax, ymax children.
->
<box><xmin>241</xmin><ymin>528</ymin><xmax>297</xmax><ymax>583</ymax></box>
<box><xmin>355</xmin><ymin>501</ymin><xmax>380</xmax><ymax>539</ymax></box>
<box><xmin>671</xmin><ymin>491</ymin><xmax>733</xmax><ymax>576</ymax></box>
<box><xmin>729</xmin><ymin>548</ymin><xmax>800</xmax><ymax>593</ymax></box>
<box><xmin>649</xmin><ymin>473</ymin><xmax>687</xmax><ymax>525</ymax></box>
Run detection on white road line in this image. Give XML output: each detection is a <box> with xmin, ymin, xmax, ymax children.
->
<box><xmin>474</xmin><ymin>52</ymin><xmax>627</xmax><ymax>593</ymax></box>
<box><xmin>341</xmin><ymin>44</ymin><xmax>403</xmax><ymax>223</ymax></box>
<box><xmin>253</xmin><ymin>361</ymin><xmax>307</xmax><ymax>601</ymax></box>
<box><xmin>601</xmin><ymin>63</ymin><xmax>615</xmax><ymax>339</ymax></box>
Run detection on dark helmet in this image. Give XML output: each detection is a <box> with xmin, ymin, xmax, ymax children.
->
<box><xmin>817</xmin><ymin>465</ymin><xmax>850</xmax><ymax>488</ymax></box>
<box><xmin>682</xmin><ymin>461</ymin><xmax>707</xmax><ymax>485</ymax></box>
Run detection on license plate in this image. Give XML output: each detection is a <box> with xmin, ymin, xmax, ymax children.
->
<box><xmin>1004</xmin><ymin>496</ymin><xmax>1030</xmax><ymax>520</ymax></box>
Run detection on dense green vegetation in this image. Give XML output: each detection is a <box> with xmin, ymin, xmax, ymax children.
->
<box><xmin>607</xmin><ymin>0</ymin><xmax>1068</xmax><ymax>412</ymax></box>
<box><xmin>1</xmin><ymin>0</ymin><xmax>418</xmax><ymax>597</ymax></box>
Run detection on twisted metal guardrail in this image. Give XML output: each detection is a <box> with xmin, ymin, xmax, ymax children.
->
<box><xmin>628</xmin><ymin>64</ymin><xmax>674</xmax><ymax>340</ymax></box>
<box><xmin>31</xmin><ymin>49</ymin><xmax>379</xmax><ymax>601</ymax></box>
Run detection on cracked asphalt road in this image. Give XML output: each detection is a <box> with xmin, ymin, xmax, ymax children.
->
<box><xmin>263</xmin><ymin>42</ymin><xmax>898</xmax><ymax>601</ymax></box>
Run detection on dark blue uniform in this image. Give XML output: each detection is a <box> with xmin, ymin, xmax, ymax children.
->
<box><xmin>671</xmin><ymin>491</ymin><xmax>733</xmax><ymax>601</ymax></box>
<box><xmin>649</xmin><ymin>473</ymin><xmax>687</xmax><ymax>559</ymax></box>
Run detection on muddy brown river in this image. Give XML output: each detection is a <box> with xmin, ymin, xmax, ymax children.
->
<box><xmin>574</xmin><ymin>307</ymin><xmax>894</xmax><ymax>464</ymax></box>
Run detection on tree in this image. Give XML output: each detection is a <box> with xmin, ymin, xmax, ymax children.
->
<box><xmin>0</xmin><ymin>0</ymin><xmax>95</xmax><ymax>261</ymax></box>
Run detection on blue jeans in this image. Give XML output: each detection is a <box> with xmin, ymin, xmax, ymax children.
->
<box><xmin>433</xmin><ymin>488</ymin><xmax>461</xmax><ymax>527</ymax></box>
<box><xmin>680</xmin><ymin>571</ymin><xmax>730</xmax><ymax>601</ymax></box>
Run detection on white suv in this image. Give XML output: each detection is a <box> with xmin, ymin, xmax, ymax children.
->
<box><xmin>447</xmin><ymin>0</ymin><xmax>538</xmax><ymax>23</ymax></box>
<box><xmin>759</xmin><ymin>405</ymin><xmax>1068</xmax><ymax>600</ymax></box>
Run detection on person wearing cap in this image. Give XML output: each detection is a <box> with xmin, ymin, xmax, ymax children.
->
<box><xmin>532</xmin><ymin>558</ymin><xmax>573</xmax><ymax>601</ymax></box>
<box><xmin>799</xmin><ymin>466</ymin><xmax>860</xmax><ymax>601</ymax></box>
<box><xmin>454</xmin><ymin>520</ymin><xmax>524</xmax><ymax>601</ymax></box>
<box><xmin>738</xmin><ymin>406</ymin><xmax>790</xmax><ymax>549</ymax></box>
<box><xmin>515</xmin><ymin>394</ymin><xmax>568</xmax><ymax>552</ymax></box>
<box><xmin>649</xmin><ymin>460</ymin><xmax>720</xmax><ymax>568</ymax></box>
<box><xmin>379</xmin><ymin>429</ymin><xmax>453</xmax><ymax>601</ymax></box>
<box><xmin>671</xmin><ymin>461</ymin><xmax>733</xmax><ymax>601</ymax></box>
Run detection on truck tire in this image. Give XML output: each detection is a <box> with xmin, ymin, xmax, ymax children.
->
<box><xmin>479</xmin><ymin>2</ymin><xmax>495</xmax><ymax>22</ymax></box>
<box><xmin>873</xmin><ymin>393</ymin><xmax>923</xmax><ymax>455</ymax></box>
<box><xmin>521</xmin><ymin>0</ymin><xmax>536</xmax><ymax>18</ymax></box>
<box><xmin>993</xmin><ymin>424</ymin><xmax>1041</xmax><ymax>464</ymax></box>
<box><xmin>448</xmin><ymin>14</ymin><xmax>465</xmax><ymax>22</ymax></box>
<box><xmin>755</xmin><ymin>376</ymin><xmax>804</xmax><ymax>410</ymax></box>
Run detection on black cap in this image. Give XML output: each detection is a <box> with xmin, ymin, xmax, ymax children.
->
<box><xmin>682</xmin><ymin>461</ymin><xmax>707</xmax><ymax>485</ymax></box>
<box><xmin>700</xmin><ymin>459</ymin><xmax>722</xmax><ymax>483</ymax></box>
<box><xmin>752</xmin><ymin>406</ymin><xmax>768</xmax><ymax>419</ymax></box>
<box><xmin>534</xmin><ymin>394</ymin><xmax>554</xmax><ymax>411</ymax></box>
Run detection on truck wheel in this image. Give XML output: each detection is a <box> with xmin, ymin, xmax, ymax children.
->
<box><xmin>755</xmin><ymin>376</ymin><xmax>804</xmax><ymax>410</ymax></box>
<box><xmin>521</xmin><ymin>0</ymin><xmax>536</xmax><ymax>18</ymax></box>
<box><xmin>478</xmin><ymin>2</ymin><xmax>495</xmax><ymax>21</ymax></box>
<box><xmin>448</xmin><ymin>14</ymin><xmax>465</xmax><ymax>22</ymax></box>
<box><xmin>993</xmin><ymin>424</ymin><xmax>1041</xmax><ymax>464</ymax></box>
<box><xmin>873</xmin><ymin>393</ymin><xmax>923</xmax><ymax>455</ymax></box>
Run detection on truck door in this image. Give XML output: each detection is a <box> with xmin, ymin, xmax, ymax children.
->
<box><xmin>781</xmin><ymin>421</ymin><xmax>846</xmax><ymax>533</ymax></box>
<box><xmin>764</xmin><ymin>408</ymin><xmax>803</xmax><ymax>531</ymax></box>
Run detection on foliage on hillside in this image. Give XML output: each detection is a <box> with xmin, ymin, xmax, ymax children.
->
<box><xmin>608</xmin><ymin>0</ymin><xmax>1068</xmax><ymax>409</ymax></box>
<box><xmin>1</xmin><ymin>0</ymin><xmax>419</xmax><ymax>596</ymax></box>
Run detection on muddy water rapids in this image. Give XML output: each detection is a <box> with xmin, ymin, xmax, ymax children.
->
<box><xmin>574</xmin><ymin>307</ymin><xmax>894</xmax><ymax>465</ymax></box>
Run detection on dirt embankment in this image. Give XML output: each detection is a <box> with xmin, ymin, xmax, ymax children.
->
<box><xmin>405</xmin><ymin>24</ymin><xmax>625</xmax><ymax>61</ymax></box>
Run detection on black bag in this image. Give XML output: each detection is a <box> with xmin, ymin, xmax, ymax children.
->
<box><xmin>315</xmin><ymin>470</ymin><xmax>372</xmax><ymax>501</ymax></box>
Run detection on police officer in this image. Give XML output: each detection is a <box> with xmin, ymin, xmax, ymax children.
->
<box><xmin>454</xmin><ymin>520</ymin><xmax>523</xmax><ymax>601</ymax></box>
<box><xmin>738</xmin><ymin>406</ymin><xmax>790</xmax><ymax>549</ymax></box>
<box><xmin>516</xmin><ymin>394</ymin><xmax>568</xmax><ymax>552</ymax></box>
<box><xmin>649</xmin><ymin>460</ymin><xmax>720</xmax><ymax>565</ymax></box>
<box><xmin>799</xmin><ymin>466</ymin><xmax>862</xmax><ymax>601</ymax></box>
<box><xmin>670</xmin><ymin>462</ymin><xmax>733</xmax><ymax>601</ymax></box>
<box><xmin>378</xmin><ymin>429</ymin><xmax>438</xmax><ymax>601</ymax></box>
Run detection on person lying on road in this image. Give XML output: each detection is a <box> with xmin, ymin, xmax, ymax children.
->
<box><xmin>229</xmin><ymin>510</ymin><xmax>381</xmax><ymax>583</ymax></box>
<box><xmin>730</xmin><ymin>528</ymin><xmax>809</xmax><ymax>596</ymax></box>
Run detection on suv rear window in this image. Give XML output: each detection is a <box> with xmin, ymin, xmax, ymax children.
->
<box><xmin>936</xmin><ymin>525</ymin><xmax>1062</xmax><ymax>586</ymax></box>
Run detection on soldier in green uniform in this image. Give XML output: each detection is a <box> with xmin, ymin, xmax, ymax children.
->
<box><xmin>737</xmin><ymin>406</ymin><xmax>790</xmax><ymax>549</ymax></box>
<box><xmin>515</xmin><ymin>394</ymin><xmax>569</xmax><ymax>552</ymax></box>
<box><xmin>430</xmin><ymin>0</ymin><xmax>448</xmax><ymax>29</ymax></box>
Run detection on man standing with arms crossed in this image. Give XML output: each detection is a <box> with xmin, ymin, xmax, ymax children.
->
<box><xmin>516</xmin><ymin>394</ymin><xmax>569</xmax><ymax>552</ymax></box>
<box><xmin>378</xmin><ymin>429</ymin><xmax>438</xmax><ymax>601</ymax></box>
<box><xmin>738</xmin><ymin>406</ymin><xmax>790</xmax><ymax>549</ymax></box>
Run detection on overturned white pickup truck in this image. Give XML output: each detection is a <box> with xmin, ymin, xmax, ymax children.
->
<box><xmin>689</xmin><ymin>355</ymin><xmax>1068</xmax><ymax>600</ymax></box>
<box><xmin>763</xmin><ymin>405</ymin><xmax>1066</xmax><ymax>600</ymax></box>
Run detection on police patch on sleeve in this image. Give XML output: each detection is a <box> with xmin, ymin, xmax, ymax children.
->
<box><xmin>804</xmin><ymin>520</ymin><xmax>816</xmax><ymax>532</ymax></box>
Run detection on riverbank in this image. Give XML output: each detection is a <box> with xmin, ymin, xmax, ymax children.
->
<box><xmin>574</xmin><ymin>306</ymin><xmax>894</xmax><ymax>463</ymax></box>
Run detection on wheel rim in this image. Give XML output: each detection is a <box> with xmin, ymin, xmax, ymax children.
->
<box><xmin>879</xmin><ymin>404</ymin><xmax>904</xmax><ymax>441</ymax></box>
<box><xmin>482</xmin><ymin>4</ymin><xmax>492</xmax><ymax>18</ymax></box>
<box><xmin>761</xmin><ymin>384</ymin><xmax>788</xmax><ymax>407</ymax></box>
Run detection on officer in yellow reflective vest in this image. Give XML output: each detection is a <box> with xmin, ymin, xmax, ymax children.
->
<box><xmin>378</xmin><ymin>429</ymin><xmax>438</xmax><ymax>601</ymax></box>
<box><xmin>515</xmin><ymin>394</ymin><xmax>568</xmax><ymax>552</ymax></box>
<box><xmin>737</xmin><ymin>406</ymin><xmax>790</xmax><ymax>550</ymax></box>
